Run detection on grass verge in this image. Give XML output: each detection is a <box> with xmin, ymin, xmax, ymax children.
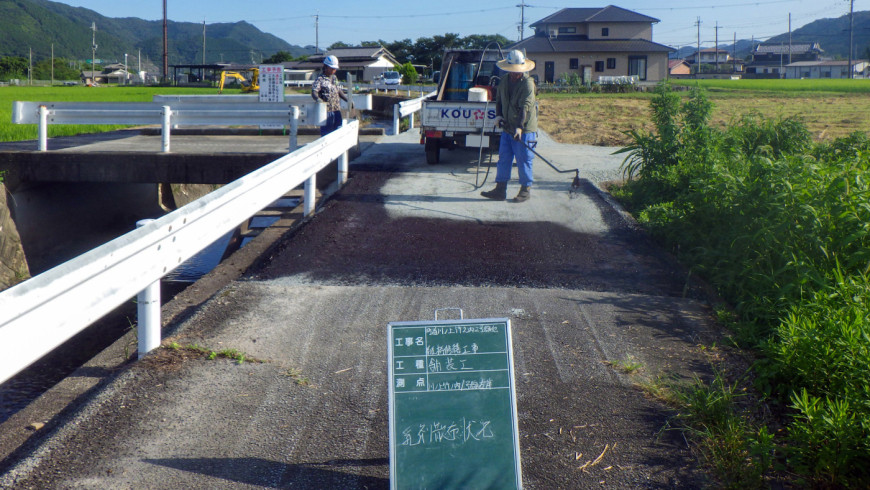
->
<box><xmin>612</xmin><ymin>81</ymin><xmax>870</xmax><ymax>487</ymax></box>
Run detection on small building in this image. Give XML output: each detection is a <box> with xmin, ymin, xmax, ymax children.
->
<box><xmin>668</xmin><ymin>59</ymin><xmax>691</xmax><ymax>76</ymax></box>
<box><xmin>279</xmin><ymin>62</ymin><xmax>316</xmax><ymax>85</ymax></box>
<box><xmin>746</xmin><ymin>42</ymin><xmax>823</xmax><ymax>77</ymax></box>
<box><xmin>685</xmin><ymin>48</ymin><xmax>731</xmax><ymax>65</ymax></box>
<box><xmin>298</xmin><ymin>46</ymin><xmax>399</xmax><ymax>82</ymax></box>
<box><xmin>80</xmin><ymin>63</ymin><xmax>131</xmax><ymax>85</ymax></box>
<box><xmin>785</xmin><ymin>59</ymin><xmax>869</xmax><ymax>79</ymax></box>
<box><xmin>510</xmin><ymin>5</ymin><xmax>674</xmax><ymax>84</ymax></box>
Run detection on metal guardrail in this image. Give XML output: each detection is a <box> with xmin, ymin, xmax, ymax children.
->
<box><xmin>393</xmin><ymin>91</ymin><xmax>437</xmax><ymax>136</ymax></box>
<box><xmin>11</xmin><ymin>94</ymin><xmax>372</xmax><ymax>152</ymax></box>
<box><xmin>0</xmin><ymin>120</ymin><xmax>360</xmax><ymax>385</ymax></box>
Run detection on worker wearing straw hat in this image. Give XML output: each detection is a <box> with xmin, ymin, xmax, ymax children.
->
<box><xmin>481</xmin><ymin>49</ymin><xmax>538</xmax><ymax>203</ymax></box>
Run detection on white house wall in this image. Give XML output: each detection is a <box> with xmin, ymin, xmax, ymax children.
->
<box><xmin>364</xmin><ymin>59</ymin><xmax>398</xmax><ymax>82</ymax></box>
<box><xmin>529</xmin><ymin>52</ymin><xmax>668</xmax><ymax>82</ymax></box>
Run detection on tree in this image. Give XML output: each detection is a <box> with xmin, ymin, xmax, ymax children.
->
<box><xmin>328</xmin><ymin>41</ymin><xmax>352</xmax><ymax>50</ymax></box>
<box><xmin>33</xmin><ymin>58</ymin><xmax>80</xmax><ymax>80</ymax></box>
<box><xmin>384</xmin><ymin>39</ymin><xmax>414</xmax><ymax>64</ymax></box>
<box><xmin>461</xmin><ymin>34</ymin><xmax>511</xmax><ymax>50</ymax></box>
<box><xmin>397</xmin><ymin>62</ymin><xmax>417</xmax><ymax>84</ymax></box>
<box><xmin>263</xmin><ymin>51</ymin><xmax>296</xmax><ymax>63</ymax></box>
<box><xmin>0</xmin><ymin>56</ymin><xmax>28</xmax><ymax>80</ymax></box>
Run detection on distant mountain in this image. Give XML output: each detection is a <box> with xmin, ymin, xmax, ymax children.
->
<box><xmin>0</xmin><ymin>0</ymin><xmax>314</xmax><ymax>67</ymax></box>
<box><xmin>669</xmin><ymin>10</ymin><xmax>870</xmax><ymax>61</ymax></box>
<box><xmin>766</xmin><ymin>10</ymin><xmax>870</xmax><ymax>59</ymax></box>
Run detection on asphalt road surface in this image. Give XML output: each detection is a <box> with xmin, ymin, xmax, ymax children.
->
<box><xmin>1</xmin><ymin>129</ymin><xmax>727</xmax><ymax>489</ymax></box>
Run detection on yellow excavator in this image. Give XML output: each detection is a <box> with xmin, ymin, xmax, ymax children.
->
<box><xmin>218</xmin><ymin>68</ymin><xmax>259</xmax><ymax>93</ymax></box>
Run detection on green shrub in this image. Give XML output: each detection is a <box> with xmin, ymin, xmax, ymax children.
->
<box><xmin>616</xmin><ymin>81</ymin><xmax>870</xmax><ymax>485</ymax></box>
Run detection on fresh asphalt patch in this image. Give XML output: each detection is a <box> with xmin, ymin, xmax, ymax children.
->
<box><xmin>1</xmin><ymin>130</ymin><xmax>731</xmax><ymax>489</ymax></box>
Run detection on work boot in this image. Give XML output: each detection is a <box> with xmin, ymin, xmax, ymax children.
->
<box><xmin>514</xmin><ymin>186</ymin><xmax>531</xmax><ymax>202</ymax></box>
<box><xmin>481</xmin><ymin>182</ymin><xmax>507</xmax><ymax>200</ymax></box>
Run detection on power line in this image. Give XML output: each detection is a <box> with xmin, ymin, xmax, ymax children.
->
<box><xmin>320</xmin><ymin>6</ymin><xmax>515</xmax><ymax>19</ymax></box>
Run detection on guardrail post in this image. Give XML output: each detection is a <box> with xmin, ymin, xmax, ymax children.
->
<box><xmin>136</xmin><ymin>219</ymin><xmax>161</xmax><ymax>359</ymax></box>
<box><xmin>338</xmin><ymin>121</ymin><xmax>349</xmax><ymax>186</ymax></box>
<box><xmin>409</xmin><ymin>111</ymin><xmax>414</xmax><ymax>131</ymax></box>
<box><xmin>393</xmin><ymin>104</ymin><xmax>400</xmax><ymax>136</ymax></box>
<box><xmin>38</xmin><ymin>105</ymin><xmax>48</xmax><ymax>151</ymax></box>
<box><xmin>289</xmin><ymin>105</ymin><xmax>300</xmax><ymax>151</ymax></box>
<box><xmin>161</xmin><ymin>105</ymin><xmax>172</xmax><ymax>153</ymax></box>
<box><xmin>304</xmin><ymin>175</ymin><xmax>316</xmax><ymax>216</ymax></box>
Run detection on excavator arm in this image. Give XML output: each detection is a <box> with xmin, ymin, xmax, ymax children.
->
<box><xmin>218</xmin><ymin>70</ymin><xmax>259</xmax><ymax>94</ymax></box>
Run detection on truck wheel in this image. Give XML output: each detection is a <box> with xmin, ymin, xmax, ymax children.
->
<box><xmin>425</xmin><ymin>138</ymin><xmax>441</xmax><ymax>164</ymax></box>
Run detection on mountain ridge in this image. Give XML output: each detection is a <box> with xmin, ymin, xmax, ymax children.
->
<box><xmin>0</xmin><ymin>0</ymin><xmax>314</xmax><ymax>68</ymax></box>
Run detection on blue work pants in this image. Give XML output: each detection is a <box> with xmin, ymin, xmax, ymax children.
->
<box><xmin>495</xmin><ymin>131</ymin><xmax>536</xmax><ymax>187</ymax></box>
<box><xmin>321</xmin><ymin>110</ymin><xmax>343</xmax><ymax>136</ymax></box>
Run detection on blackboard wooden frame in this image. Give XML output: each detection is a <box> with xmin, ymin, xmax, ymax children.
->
<box><xmin>387</xmin><ymin>318</ymin><xmax>522</xmax><ymax>489</ymax></box>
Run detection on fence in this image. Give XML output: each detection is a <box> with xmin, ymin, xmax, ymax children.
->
<box><xmin>11</xmin><ymin>93</ymin><xmax>372</xmax><ymax>152</ymax></box>
<box><xmin>0</xmin><ymin>120</ymin><xmax>359</xmax><ymax>385</ymax></box>
<box><xmin>393</xmin><ymin>91</ymin><xmax>437</xmax><ymax>135</ymax></box>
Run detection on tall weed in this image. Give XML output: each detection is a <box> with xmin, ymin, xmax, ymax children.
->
<box><xmin>617</xmin><ymin>81</ymin><xmax>870</xmax><ymax>486</ymax></box>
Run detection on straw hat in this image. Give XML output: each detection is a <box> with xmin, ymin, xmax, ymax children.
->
<box><xmin>496</xmin><ymin>50</ymin><xmax>535</xmax><ymax>72</ymax></box>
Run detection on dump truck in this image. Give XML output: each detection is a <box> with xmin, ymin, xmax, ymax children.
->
<box><xmin>419</xmin><ymin>48</ymin><xmax>507</xmax><ymax>164</ymax></box>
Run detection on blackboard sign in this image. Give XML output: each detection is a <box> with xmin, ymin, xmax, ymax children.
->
<box><xmin>387</xmin><ymin>318</ymin><xmax>522</xmax><ymax>489</ymax></box>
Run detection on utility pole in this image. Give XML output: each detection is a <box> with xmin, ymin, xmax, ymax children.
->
<box><xmin>714</xmin><ymin>21</ymin><xmax>721</xmax><ymax>72</ymax></box>
<box><xmin>29</xmin><ymin>47</ymin><xmax>32</xmax><ymax>85</ymax></box>
<box><xmin>788</xmin><ymin>13</ymin><xmax>792</xmax><ymax>65</ymax></box>
<box><xmin>316</xmin><ymin>14</ymin><xmax>321</xmax><ymax>54</ymax></box>
<box><xmin>516</xmin><ymin>1</ymin><xmax>531</xmax><ymax>41</ymax></box>
<box><xmin>91</xmin><ymin>22</ymin><xmax>97</xmax><ymax>86</ymax></box>
<box><xmin>162</xmin><ymin>0</ymin><xmax>168</xmax><ymax>84</ymax></box>
<box><xmin>733</xmin><ymin>33</ymin><xmax>736</xmax><ymax>73</ymax></box>
<box><xmin>848</xmin><ymin>0</ymin><xmax>854</xmax><ymax>78</ymax></box>
<box><xmin>695</xmin><ymin>17</ymin><xmax>701</xmax><ymax>76</ymax></box>
<box><xmin>202</xmin><ymin>20</ymin><xmax>206</xmax><ymax>65</ymax></box>
<box><xmin>51</xmin><ymin>44</ymin><xmax>54</xmax><ymax>86</ymax></box>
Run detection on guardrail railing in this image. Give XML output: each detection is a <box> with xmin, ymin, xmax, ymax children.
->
<box><xmin>11</xmin><ymin>93</ymin><xmax>372</xmax><ymax>153</ymax></box>
<box><xmin>0</xmin><ymin>120</ymin><xmax>359</xmax><ymax>385</ymax></box>
<box><xmin>393</xmin><ymin>91</ymin><xmax>437</xmax><ymax>136</ymax></box>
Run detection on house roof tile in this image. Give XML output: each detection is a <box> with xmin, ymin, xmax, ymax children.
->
<box><xmin>530</xmin><ymin>6</ymin><xmax>659</xmax><ymax>28</ymax></box>
<box><xmin>753</xmin><ymin>43</ymin><xmax>822</xmax><ymax>54</ymax></box>
<box><xmin>512</xmin><ymin>37</ymin><xmax>674</xmax><ymax>54</ymax></box>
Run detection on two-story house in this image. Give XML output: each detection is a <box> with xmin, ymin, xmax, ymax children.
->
<box><xmin>746</xmin><ymin>42</ymin><xmax>823</xmax><ymax>77</ymax></box>
<box><xmin>509</xmin><ymin>5</ymin><xmax>674</xmax><ymax>84</ymax></box>
<box><xmin>686</xmin><ymin>48</ymin><xmax>731</xmax><ymax>65</ymax></box>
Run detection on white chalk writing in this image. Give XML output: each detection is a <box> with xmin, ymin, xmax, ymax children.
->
<box><xmin>428</xmin><ymin>378</ymin><xmax>493</xmax><ymax>391</ymax></box>
<box><xmin>425</xmin><ymin>325</ymin><xmax>499</xmax><ymax>336</ymax></box>
<box><xmin>426</xmin><ymin>343</ymin><xmax>480</xmax><ymax>356</ymax></box>
<box><xmin>400</xmin><ymin>418</ymin><xmax>494</xmax><ymax>447</ymax></box>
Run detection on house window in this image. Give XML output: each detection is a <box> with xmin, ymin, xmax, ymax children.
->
<box><xmin>570</xmin><ymin>58</ymin><xmax>579</xmax><ymax>70</ymax></box>
<box><xmin>607</xmin><ymin>58</ymin><xmax>616</xmax><ymax>69</ymax></box>
<box><xmin>558</xmin><ymin>27</ymin><xmax>576</xmax><ymax>34</ymax></box>
<box><xmin>628</xmin><ymin>56</ymin><xmax>647</xmax><ymax>81</ymax></box>
<box><xmin>601</xmin><ymin>28</ymin><xmax>609</xmax><ymax>37</ymax></box>
<box><xmin>595</xmin><ymin>61</ymin><xmax>605</xmax><ymax>72</ymax></box>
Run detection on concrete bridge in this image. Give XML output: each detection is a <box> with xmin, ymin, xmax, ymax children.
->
<box><xmin>0</xmin><ymin>128</ymin><xmax>729</xmax><ymax>488</ymax></box>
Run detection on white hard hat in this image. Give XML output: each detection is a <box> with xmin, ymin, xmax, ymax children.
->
<box><xmin>323</xmin><ymin>55</ymin><xmax>339</xmax><ymax>69</ymax></box>
<box><xmin>496</xmin><ymin>49</ymin><xmax>535</xmax><ymax>72</ymax></box>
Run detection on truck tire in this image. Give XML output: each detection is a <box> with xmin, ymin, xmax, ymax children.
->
<box><xmin>425</xmin><ymin>137</ymin><xmax>441</xmax><ymax>165</ymax></box>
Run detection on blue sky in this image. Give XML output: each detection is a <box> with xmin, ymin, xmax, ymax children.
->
<box><xmin>61</xmin><ymin>0</ymin><xmax>860</xmax><ymax>50</ymax></box>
